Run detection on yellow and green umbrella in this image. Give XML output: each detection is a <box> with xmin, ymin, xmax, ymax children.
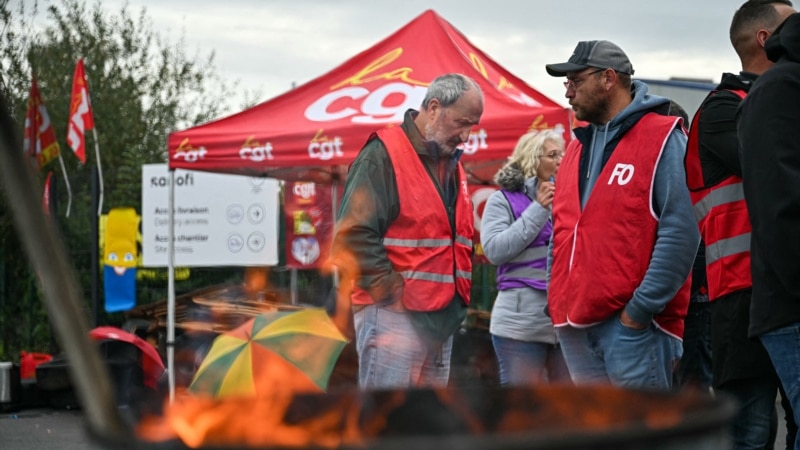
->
<box><xmin>189</xmin><ymin>308</ymin><xmax>348</xmax><ymax>398</ymax></box>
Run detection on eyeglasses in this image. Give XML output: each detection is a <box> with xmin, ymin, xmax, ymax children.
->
<box><xmin>563</xmin><ymin>68</ymin><xmax>606</xmax><ymax>90</ymax></box>
<box><xmin>542</xmin><ymin>152</ymin><xmax>564</xmax><ymax>160</ymax></box>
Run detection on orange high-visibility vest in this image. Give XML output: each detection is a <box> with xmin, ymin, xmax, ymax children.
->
<box><xmin>684</xmin><ymin>89</ymin><xmax>752</xmax><ymax>301</ymax></box>
<box><xmin>351</xmin><ymin>125</ymin><xmax>473</xmax><ymax>311</ymax></box>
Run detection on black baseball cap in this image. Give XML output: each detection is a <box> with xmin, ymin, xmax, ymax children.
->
<box><xmin>546</xmin><ymin>40</ymin><xmax>635</xmax><ymax>77</ymax></box>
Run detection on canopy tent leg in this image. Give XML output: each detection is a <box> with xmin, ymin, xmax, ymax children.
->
<box><xmin>290</xmin><ymin>268</ymin><xmax>298</xmax><ymax>305</ymax></box>
<box><xmin>330</xmin><ymin>180</ymin><xmax>339</xmax><ymax>287</ymax></box>
<box><xmin>167</xmin><ymin>170</ymin><xmax>176</xmax><ymax>403</ymax></box>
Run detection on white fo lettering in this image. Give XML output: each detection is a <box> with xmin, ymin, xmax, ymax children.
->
<box><xmin>608</xmin><ymin>163</ymin><xmax>634</xmax><ymax>185</ymax></box>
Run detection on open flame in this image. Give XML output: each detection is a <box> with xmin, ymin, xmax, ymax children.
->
<box><xmin>136</xmin><ymin>383</ymin><xmax>710</xmax><ymax>449</ymax></box>
<box><xmin>137</xmin><ymin>388</ymin><xmax>365</xmax><ymax>448</ymax></box>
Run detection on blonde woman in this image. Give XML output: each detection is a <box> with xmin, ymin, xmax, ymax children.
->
<box><xmin>480</xmin><ymin>130</ymin><xmax>569</xmax><ymax>385</ymax></box>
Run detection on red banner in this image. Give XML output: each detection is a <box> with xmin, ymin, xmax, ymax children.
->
<box><xmin>284</xmin><ymin>182</ymin><xmax>335</xmax><ymax>269</ymax></box>
<box><xmin>67</xmin><ymin>58</ymin><xmax>95</xmax><ymax>164</ymax></box>
<box><xmin>23</xmin><ymin>77</ymin><xmax>60</xmax><ymax>169</ymax></box>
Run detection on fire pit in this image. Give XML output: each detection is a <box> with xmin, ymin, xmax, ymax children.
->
<box><xmin>127</xmin><ymin>384</ymin><xmax>735</xmax><ymax>450</ymax></box>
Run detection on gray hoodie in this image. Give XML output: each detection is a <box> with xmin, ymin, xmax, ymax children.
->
<box><xmin>548</xmin><ymin>80</ymin><xmax>700</xmax><ymax>329</ymax></box>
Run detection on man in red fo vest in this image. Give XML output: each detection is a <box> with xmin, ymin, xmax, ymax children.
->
<box><xmin>685</xmin><ymin>2</ymin><xmax>795</xmax><ymax>448</ymax></box>
<box><xmin>331</xmin><ymin>74</ymin><xmax>483</xmax><ymax>389</ymax></box>
<box><xmin>544</xmin><ymin>41</ymin><xmax>699</xmax><ymax>391</ymax></box>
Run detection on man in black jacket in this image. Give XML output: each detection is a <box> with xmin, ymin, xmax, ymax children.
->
<box><xmin>738</xmin><ymin>11</ymin><xmax>800</xmax><ymax>450</ymax></box>
<box><xmin>684</xmin><ymin>2</ymin><xmax>796</xmax><ymax>448</ymax></box>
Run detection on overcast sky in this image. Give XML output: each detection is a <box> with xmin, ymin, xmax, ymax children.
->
<box><xmin>96</xmin><ymin>0</ymin><xmax>743</xmax><ymax>115</ymax></box>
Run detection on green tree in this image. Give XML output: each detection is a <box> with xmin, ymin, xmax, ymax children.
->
<box><xmin>0</xmin><ymin>0</ymin><xmax>238</xmax><ymax>360</ymax></box>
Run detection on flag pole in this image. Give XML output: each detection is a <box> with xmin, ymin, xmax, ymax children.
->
<box><xmin>90</xmin><ymin>166</ymin><xmax>101</xmax><ymax>328</ymax></box>
<box><xmin>55</xmin><ymin>153</ymin><xmax>72</xmax><ymax>217</ymax></box>
<box><xmin>91</xmin><ymin>128</ymin><xmax>104</xmax><ymax>216</ymax></box>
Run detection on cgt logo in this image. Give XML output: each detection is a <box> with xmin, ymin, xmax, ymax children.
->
<box><xmin>461</xmin><ymin>129</ymin><xmax>488</xmax><ymax>155</ymax></box>
<box><xmin>173</xmin><ymin>139</ymin><xmax>207</xmax><ymax>163</ymax></box>
<box><xmin>239</xmin><ymin>136</ymin><xmax>274</xmax><ymax>162</ymax></box>
<box><xmin>304</xmin><ymin>48</ymin><xmax>428</xmax><ymax>124</ymax></box>
<box><xmin>308</xmin><ymin>129</ymin><xmax>343</xmax><ymax>161</ymax></box>
<box><xmin>293</xmin><ymin>182</ymin><xmax>316</xmax><ymax>201</ymax></box>
<box><xmin>305</xmin><ymin>82</ymin><xmax>426</xmax><ymax>124</ymax></box>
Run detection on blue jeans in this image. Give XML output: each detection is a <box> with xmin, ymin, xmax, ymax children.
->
<box><xmin>353</xmin><ymin>304</ymin><xmax>453</xmax><ymax>389</ymax></box>
<box><xmin>761</xmin><ymin>323</ymin><xmax>800</xmax><ymax>450</ymax></box>
<box><xmin>555</xmin><ymin>315</ymin><xmax>682</xmax><ymax>390</ymax></box>
<box><xmin>781</xmin><ymin>384</ymin><xmax>798</xmax><ymax>450</ymax></box>
<box><xmin>716</xmin><ymin>377</ymin><xmax>779</xmax><ymax>450</ymax></box>
<box><xmin>491</xmin><ymin>335</ymin><xmax>571</xmax><ymax>385</ymax></box>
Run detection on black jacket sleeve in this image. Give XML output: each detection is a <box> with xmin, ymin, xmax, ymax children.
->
<box><xmin>331</xmin><ymin>138</ymin><xmax>404</xmax><ymax>302</ymax></box>
<box><xmin>698</xmin><ymin>91</ymin><xmax>744</xmax><ymax>184</ymax></box>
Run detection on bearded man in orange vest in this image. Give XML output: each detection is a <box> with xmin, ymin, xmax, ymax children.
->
<box><xmin>544</xmin><ymin>41</ymin><xmax>699</xmax><ymax>391</ymax></box>
<box><xmin>331</xmin><ymin>74</ymin><xmax>483</xmax><ymax>389</ymax></box>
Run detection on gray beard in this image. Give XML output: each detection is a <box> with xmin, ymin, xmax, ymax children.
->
<box><xmin>424</xmin><ymin>122</ymin><xmax>456</xmax><ymax>157</ymax></box>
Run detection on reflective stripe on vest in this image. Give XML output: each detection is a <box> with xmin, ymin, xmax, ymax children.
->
<box><xmin>693</xmin><ymin>182</ymin><xmax>745</xmax><ymax>223</ymax></box>
<box><xmin>497</xmin><ymin>247</ymin><xmax>549</xmax><ymax>282</ymax></box>
<box><xmin>397</xmin><ymin>269</ymin><xmax>471</xmax><ymax>283</ymax></box>
<box><xmin>383</xmin><ymin>237</ymin><xmax>452</xmax><ymax>247</ymax></box>
<box><xmin>398</xmin><ymin>270</ymin><xmax>454</xmax><ymax>283</ymax></box>
<box><xmin>500</xmin><ymin>265</ymin><xmax>548</xmax><ymax>280</ymax></box>
<box><xmin>455</xmin><ymin>235</ymin><xmax>472</xmax><ymax>247</ymax></box>
<box><xmin>706</xmin><ymin>233</ymin><xmax>751</xmax><ymax>265</ymax></box>
<box><xmin>455</xmin><ymin>269</ymin><xmax>472</xmax><ymax>281</ymax></box>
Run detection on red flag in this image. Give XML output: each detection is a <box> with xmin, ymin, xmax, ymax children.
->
<box><xmin>23</xmin><ymin>77</ymin><xmax>60</xmax><ymax>169</ymax></box>
<box><xmin>67</xmin><ymin>59</ymin><xmax>94</xmax><ymax>164</ymax></box>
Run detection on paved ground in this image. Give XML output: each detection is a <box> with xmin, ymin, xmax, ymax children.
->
<box><xmin>0</xmin><ymin>407</ymin><xmax>105</xmax><ymax>450</ymax></box>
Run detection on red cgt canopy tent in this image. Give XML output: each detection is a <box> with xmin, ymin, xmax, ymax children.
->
<box><xmin>167</xmin><ymin>9</ymin><xmax>571</xmax><ymax>184</ymax></box>
<box><xmin>162</xmin><ymin>10</ymin><xmax>572</xmax><ymax>397</ymax></box>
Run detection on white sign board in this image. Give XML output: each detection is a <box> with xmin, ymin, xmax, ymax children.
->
<box><xmin>141</xmin><ymin>164</ymin><xmax>280</xmax><ymax>267</ymax></box>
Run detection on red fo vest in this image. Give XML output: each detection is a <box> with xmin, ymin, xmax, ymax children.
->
<box><xmin>549</xmin><ymin>113</ymin><xmax>690</xmax><ymax>339</ymax></box>
<box><xmin>351</xmin><ymin>125</ymin><xmax>473</xmax><ymax>311</ymax></box>
<box><xmin>684</xmin><ymin>89</ymin><xmax>751</xmax><ymax>301</ymax></box>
